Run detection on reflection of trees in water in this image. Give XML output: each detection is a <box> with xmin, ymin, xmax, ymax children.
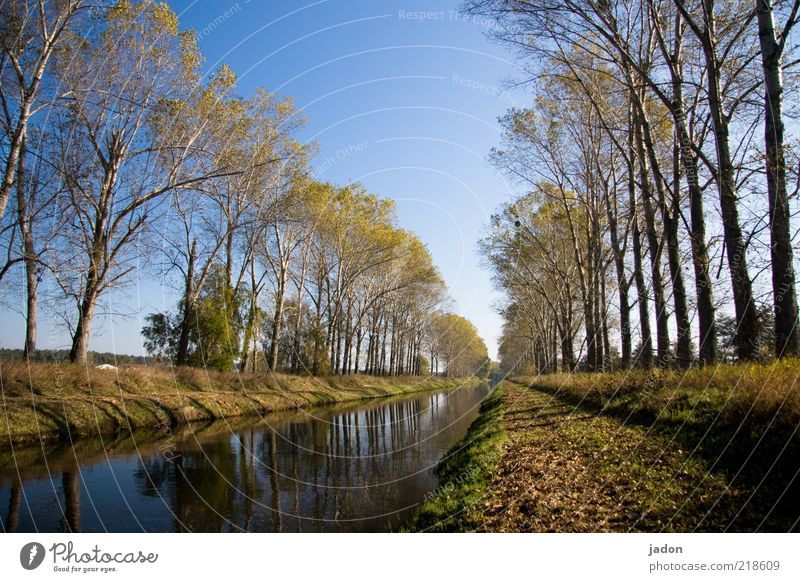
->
<box><xmin>62</xmin><ymin>470</ymin><xmax>81</xmax><ymax>533</ymax></box>
<box><xmin>4</xmin><ymin>479</ymin><xmax>21</xmax><ymax>532</ymax></box>
<box><xmin>3</xmin><ymin>468</ymin><xmax>83</xmax><ymax>533</ymax></box>
<box><xmin>269</xmin><ymin>429</ymin><xmax>281</xmax><ymax>531</ymax></box>
<box><xmin>4</xmin><ymin>384</ymin><xmax>487</xmax><ymax>532</ymax></box>
<box><xmin>134</xmin><ymin>456</ymin><xmax>173</xmax><ymax>498</ymax></box>
<box><xmin>239</xmin><ymin>430</ymin><xmax>256</xmax><ymax>530</ymax></box>
<box><xmin>173</xmin><ymin>438</ymin><xmax>242</xmax><ymax>531</ymax></box>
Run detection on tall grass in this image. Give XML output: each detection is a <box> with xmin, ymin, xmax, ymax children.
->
<box><xmin>515</xmin><ymin>359</ymin><xmax>800</xmax><ymax>435</ymax></box>
<box><xmin>514</xmin><ymin>360</ymin><xmax>800</xmax><ymax>530</ymax></box>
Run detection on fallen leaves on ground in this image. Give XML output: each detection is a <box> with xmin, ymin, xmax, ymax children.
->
<box><xmin>478</xmin><ymin>382</ymin><xmax>743</xmax><ymax>532</ymax></box>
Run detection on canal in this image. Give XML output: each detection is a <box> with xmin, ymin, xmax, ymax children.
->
<box><xmin>0</xmin><ymin>381</ymin><xmax>491</xmax><ymax>532</ymax></box>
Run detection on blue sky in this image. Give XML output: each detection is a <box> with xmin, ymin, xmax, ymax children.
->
<box><xmin>1</xmin><ymin>0</ymin><xmax>531</xmax><ymax>360</ymax></box>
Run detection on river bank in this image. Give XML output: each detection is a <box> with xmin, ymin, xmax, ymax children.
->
<box><xmin>0</xmin><ymin>361</ymin><xmax>475</xmax><ymax>447</ymax></box>
<box><xmin>404</xmin><ymin>361</ymin><xmax>800</xmax><ymax>532</ymax></box>
<box><xmin>401</xmin><ymin>384</ymin><xmax>506</xmax><ymax>532</ymax></box>
<box><xmin>2</xmin><ymin>380</ymin><xmax>491</xmax><ymax>532</ymax></box>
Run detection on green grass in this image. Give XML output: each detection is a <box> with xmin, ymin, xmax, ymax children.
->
<box><xmin>0</xmin><ymin>360</ymin><xmax>475</xmax><ymax>447</ymax></box>
<box><xmin>401</xmin><ymin>384</ymin><xmax>506</xmax><ymax>532</ymax></box>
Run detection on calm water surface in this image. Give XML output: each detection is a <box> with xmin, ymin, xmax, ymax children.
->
<box><xmin>0</xmin><ymin>382</ymin><xmax>490</xmax><ymax>532</ymax></box>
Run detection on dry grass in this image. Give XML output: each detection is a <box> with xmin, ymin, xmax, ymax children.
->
<box><xmin>403</xmin><ymin>363</ymin><xmax>800</xmax><ymax>532</ymax></box>
<box><xmin>511</xmin><ymin>360</ymin><xmax>800</xmax><ymax>531</ymax></box>
<box><xmin>0</xmin><ymin>361</ymin><xmax>471</xmax><ymax>447</ymax></box>
<box><xmin>514</xmin><ymin>359</ymin><xmax>800</xmax><ymax>435</ymax></box>
<box><xmin>479</xmin><ymin>382</ymin><xmax>741</xmax><ymax>532</ymax></box>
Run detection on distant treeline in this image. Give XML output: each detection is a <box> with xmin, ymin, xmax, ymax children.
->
<box><xmin>0</xmin><ymin>349</ymin><xmax>148</xmax><ymax>366</ymax></box>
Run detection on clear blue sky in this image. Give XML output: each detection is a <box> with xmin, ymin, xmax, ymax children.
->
<box><xmin>1</xmin><ymin>0</ymin><xmax>531</xmax><ymax>360</ymax></box>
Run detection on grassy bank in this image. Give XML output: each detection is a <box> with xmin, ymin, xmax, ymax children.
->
<box><xmin>514</xmin><ymin>359</ymin><xmax>800</xmax><ymax>435</ymax></box>
<box><xmin>0</xmin><ymin>361</ymin><xmax>473</xmax><ymax>447</ymax></box>
<box><xmin>513</xmin><ymin>360</ymin><xmax>800</xmax><ymax>530</ymax></box>
<box><xmin>401</xmin><ymin>384</ymin><xmax>506</xmax><ymax>532</ymax></box>
<box><xmin>401</xmin><ymin>362</ymin><xmax>800</xmax><ymax>532</ymax></box>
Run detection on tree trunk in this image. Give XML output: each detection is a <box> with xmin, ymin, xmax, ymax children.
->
<box><xmin>560</xmin><ymin>303</ymin><xmax>576</xmax><ymax>372</ymax></box>
<box><xmin>379</xmin><ymin>315</ymin><xmax>388</xmax><ymax>375</ymax></box>
<box><xmin>667</xmin><ymin>136</ymin><xmax>693</xmax><ymax>368</ymax></box>
<box><xmin>16</xmin><ymin>133</ymin><xmax>38</xmax><ymax>359</ymax></box>
<box><xmin>628</xmin><ymin>118</ymin><xmax>653</xmax><ymax>369</ymax></box>
<box><xmin>756</xmin><ymin>0</ymin><xmax>800</xmax><ymax>357</ymax></box>
<box><xmin>334</xmin><ymin>316</ymin><xmax>343</xmax><ymax>374</ymax></box>
<box><xmin>668</xmin><ymin>12</ymin><xmax>718</xmax><ymax>365</ymax></box>
<box><xmin>635</xmin><ymin>112</ymin><xmax>671</xmax><ymax>367</ymax></box>
<box><xmin>354</xmin><ymin>328</ymin><xmax>363</xmax><ymax>374</ymax></box>
<box><xmin>583</xmin><ymin>296</ymin><xmax>598</xmax><ymax>372</ymax></box>
<box><xmin>291</xmin><ymin>247</ymin><xmax>308</xmax><ymax>373</ymax></box>
<box><xmin>241</xmin><ymin>253</ymin><xmax>258</xmax><ymax>373</ymax></box>
<box><xmin>176</xmin><ymin>240</ymin><xmax>196</xmax><ymax>366</ymax></box>
<box><xmin>225</xmin><ymin>228</ymin><xmax>234</xmax><ymax>290</ymax></box>
<box><xmin>268</xmin><ymin>264</ymin><xmax>287</xmax><ymax>372</ymax></box>
<box><xmin>604</xmin><ymin>180</ymin><xmax>632</xmax><ymax>368</ymax></box>
<box><xmin>592</xmin><ymin>251</ymin><xmax>604</xmax><ymax>369</ymax></box>
<box><xmin>69</xmin><ymin>284</ymin><xmax>98</xmax><ymax>364</ymax></box>
<box><xmin>600</xmin><ymin>270</ymin><xmax>611</xmax><ymax>369</ymax></box>
<box><xmin>698</xmin><ymin>2</ymin><xmax>760</xmax><ymax>359</ymax></box>
<box><xmin>343</xmin><ymin>299</ymin><xmax>353</xmax><ymax>374</ymax></box>
<box><xmin>312</xmin><ymin>269</ymin><xmax>324</xmax><ymax>375</ymax></box>
<box><xmin>0</xmin><ymin>102</ymin><xmax>33</xmax><ymax>223</ymax></box>
<box><xmin>69</xmin><ymin>149</ymin><xmax>121</xmax><ymax>365</ymax></box>
<box><xmin>388</xmin><ymin>313</ymin><xmax>397</xmax><ymax>375</ymax></box>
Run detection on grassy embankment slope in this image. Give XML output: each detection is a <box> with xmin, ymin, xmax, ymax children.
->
<box><xmin>404</xmin><ymin>360</ymin><xmax>800</xmax><ymax>532</ymax></box>
<box><xmin>401</xmin><ymin>385</ymin><xmax>507</xmax><ymax>532</ymax></box>
<box><xmin>0</xmin><ymin>361</ymin><xmax>473</xmax><ymax>447</ymax></box>
<box><xmin>515</xmin><ymin>361</ymin><xmax>800</xmax><ymax>531</ymax></box>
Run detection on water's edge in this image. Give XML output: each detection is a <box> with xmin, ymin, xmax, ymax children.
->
<box><xmin>1</xmin><ymin>374</ymin><xmax>478</xmax><ymax>449</ymax></box>
<box><xmin>1</xmin><ymin>382</ymin><xmax>491</xmax><ymax>532</ymax></box>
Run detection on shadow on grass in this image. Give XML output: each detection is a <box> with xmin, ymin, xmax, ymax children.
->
<box><xmin>522</xmin><ymin>378</ymin><xmax>800</xmax><ymax>532</ymax></box>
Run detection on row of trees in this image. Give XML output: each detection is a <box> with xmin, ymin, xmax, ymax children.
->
<box><xmin>0</xmin><ymin>1</ymin><xmax>488</xmax><ymax>377</ymax></box>
<box><xmin>474</xmin><ymin>0</ymin><xmax>800</xmax><ymax>373</ymax></box>
<box><xmin>142</xmin><ymin>178</ymin><xmax>487</xmax><ymax>377</ymax></box>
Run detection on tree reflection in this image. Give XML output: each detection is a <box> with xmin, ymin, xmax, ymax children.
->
<box><xmin>62</xmin><ymin>470</ymin><xmax>81</xmax><ymax>533</ymax></box>
<box><xmin>4</xmin><ymin>479</ymin><xmax>21</xmax><ymax>532</ymax></box>
<box><xmin>1</xmin><ymin>384</ymin><xmax>489</xmax><ymax>532</ymax></box>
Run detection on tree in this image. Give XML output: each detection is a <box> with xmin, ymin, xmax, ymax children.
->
<box><xmin>0</xmin><ymin>1</ymin><xmax>485</xmax><ymax>378</ymax></box>
<box><xmin>755</xmin><ymin>0</ymin><xmax>800</xmax><ymax>357</ymax></box>
<box><xmin>467</xmin><ymin>0</ymin><xmax>791</xmax><ymax>370</ymax></box>
<box><xmin>430</xmin><ymin>313</ymin><xmax>489</xmax><ymax>377</ymax></box>
<box><xmin>0</xmin><ymin>0</ymin><xmax>90</xmax><ymax>223</ymax></box>
<box><xmin>189</xmin><ymin>266</ymin><xmax>242</xmax><ymax>371</ymax></box>
<box><xmin>142</xmin><ymin>265</ymin><xmax>242</xmax><ymax>371</ymax></box>
<box><xmin>673</xmin><ymin>0</ymin><xmax>761</xmax><ymax>360</ymax></box>
<box><xmin>53</xmin><ymin>1</ymin><xmax>215</xmax><ymax>363</ymax></box>
<box><xmin>141</xmin><ymin>311</ymin><xmax>177</xmax><ymax>363</ymax></box>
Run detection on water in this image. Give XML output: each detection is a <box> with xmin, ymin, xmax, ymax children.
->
<box><xmin>0</xmin><ymin>382</ymin><xmax>490</xmax><ymax>532</ymax></box>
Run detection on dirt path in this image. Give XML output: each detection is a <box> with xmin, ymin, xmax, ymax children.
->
<box><xmin>479</xmin><ymin>382</ymin><xmax>744</xmax><ymax>532</ymax></box>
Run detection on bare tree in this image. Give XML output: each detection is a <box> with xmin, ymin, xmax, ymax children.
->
<box><xmin>0</xmin><ymin>0</ymin><xmax>89</xmax><ymax>222</ymax></box>
<box><xmin>55</xmin><ymin>1</ymin><xmax>220</xmax><ymax>363</ymax></box>
<box><xmin>755</xmin><ymin>0</ymin><xmax>800</xmax><ymax>357</ymax></box>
